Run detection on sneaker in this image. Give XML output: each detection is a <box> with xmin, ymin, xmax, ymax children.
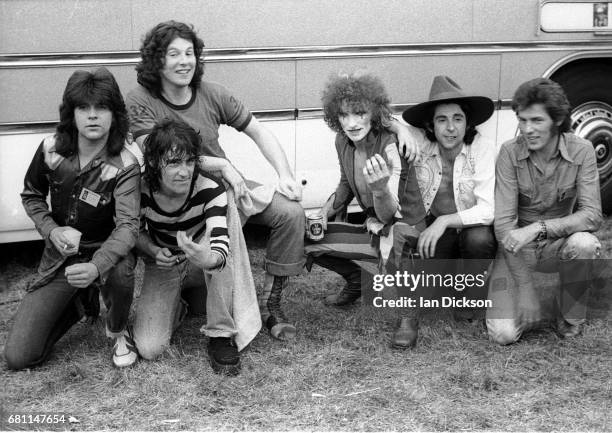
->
<box><xmin>207</xmin><ymin>337</ymin><xmax>240</xmax><ymax>376</ymax></box>
<box><xmin>112</xmin><ymin>329</ymin><xmax>138</xmax><ymax>368</ymax></box>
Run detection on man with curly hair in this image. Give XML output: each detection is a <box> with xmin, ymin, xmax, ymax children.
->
<box><xmin>125</xmin><ymin>20</ymin><xmax>304</xmax><ymax>340</ymax></box>
<box><xmin>487</xmin><ymin>78</ymin><xmax>602</xmax><ymax>344</ymax></box>
<box><xmin>5</xmin><ymin>68</ymin><xmax>140</xmax><ymax>369</ymax></box>
<box><xmin>305</xmin><ymin>71</ymin><xmax>426</xmax><ymax>348</ymax></box>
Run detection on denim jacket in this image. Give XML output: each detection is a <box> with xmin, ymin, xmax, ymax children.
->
<box><xmin>21</xmin><ymin>135</ymin><xmax>141</xmax><ymax>290</ymax></box>
<box><xmin>414</xmin><ymin>135</ymin><xmax>496</xmax><ymax>226</ymax></box>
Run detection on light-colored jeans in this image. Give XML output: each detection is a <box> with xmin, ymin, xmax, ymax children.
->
<box><xmin>486</xmin><ymin>231</ymin><xmax>600</xmax><ymax>345</ymax></box>
<box><xmin>132</xmin><ymin>187</ymin><xmax>261</xmax><ymax>359</ymax></box>
<box><xmin>132</xmin><ymin>257</ymin><xmax>236</xmax><ymax>360</ymax></box>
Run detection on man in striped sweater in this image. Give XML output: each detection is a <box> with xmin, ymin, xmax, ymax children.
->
<box><xmin>132</xmin><ymin>119</ymin><xmax>243</xmax><ymax>375</ymax></box>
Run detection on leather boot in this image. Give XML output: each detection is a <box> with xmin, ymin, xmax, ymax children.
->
<box><xmin>259</xmin><ymin>274</ymin><xmax>296</xmax><ymax>341</ymax></box>
<box><xmin>324</xmin><ymin>283</ymin><xmax>361</xmax><ymax>307</ymax></box>
<box><xmin>391</xmin><ymin>317</ymin><xmax>418</xmax><ymax>349</ymax></box>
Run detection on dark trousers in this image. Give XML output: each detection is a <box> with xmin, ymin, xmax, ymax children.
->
<box><xmin>4</xmin><ymin>253</ymin><xmax>135</xmax><ymax>370</ymax></box>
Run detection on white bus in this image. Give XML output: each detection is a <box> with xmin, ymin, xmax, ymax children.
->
<box><xmin>1</xmin><ymin>0</ymin><xmax>612</xmax><ymax>242</ymax></box>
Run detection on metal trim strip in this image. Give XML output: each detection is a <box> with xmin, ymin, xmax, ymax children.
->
<box><xmin>2</xmin><ymin>40</ymin><xmax>612</xmax><ymax>68</ymax></box>
<box><xmin>0</xmin><ymin>102</ymin><xmax>517</xmax><ymax>133</ymax></box>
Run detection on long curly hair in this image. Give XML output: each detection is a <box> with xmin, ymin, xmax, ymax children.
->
<box><xmin>55</xmin><ymin>67</ymin><xmax>129</xmax><ymax>157</ymax></box>
<box><xmin>143</xmin><ymin>118</ymin><xmax>201</xmax><ymax>192</ymax></box>
<box><xmin>511</xmin><ymin>78</ymin><xmax>572</xmax><ymax>133</ymax></box>
<box><xmin>321</xmin><ymin>71</ymin><xmax>393</xmax><ymax>135</ymax></box>
<box><xmin>136</xmin><ymin>20</ymin><xmax>205</xmax><ymax>97</ymax></box>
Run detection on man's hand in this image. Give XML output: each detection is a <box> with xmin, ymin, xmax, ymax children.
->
<box><xmin>363</xmin><ymin>154</ymin><xmax>391</xmax><ymax>193</ymax></box>
<box><xmin>417</xmin><ymin>216</ymin><xmax>448</xmax><ymax>258</ymax></box>
<box><xmin>176</xmin><ymin>231</ymin><xmax>222</xmax><ymax>270</ymax></box>
<box><xmin>396</xmin><ymin>124</ymin><xmax>420</xmax><ymax>163</ymax></box>
<box><xmin>50</xmin><ymin>227</ymin><xmax>78</xmax><ymax>257</ymax></box>
<box><xmin>221</xmin><ymin>163</ymin><xmax>248</xmax><ymax>199</ymax></box>
<box><xmin>277</xmin><ymin>176</ymin><xmax>302</xmax><ymax>201</ymax></box>
<box><xmin>502</xmin><ymin>224</ymin><xmax>539</xmax><ymax>255</ymax></box>
<box><xmin>65</xmin><ymin>263</ymin><xmax>99</xmax><ymax>288</ymax></box>
<box><xmin>388</xmin><ymin>118</ymin><xmax>421</xmax><ymax>163</ymax></box>
<box><xmin>155</xmin><ymin>247</ymin><xmax>182</xmax><ymax>268</ymax></box>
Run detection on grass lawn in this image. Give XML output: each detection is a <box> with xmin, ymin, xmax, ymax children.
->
<box><xmin>1</xmin><ymin>223</ymin><xmax>611</xmax><ymax>431</ymax></box>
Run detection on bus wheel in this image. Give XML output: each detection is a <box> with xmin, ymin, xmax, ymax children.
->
<box><xmin>555</xmin><ymin>63</ymin><xmax>612</xmax><ymax>215</ymax></box>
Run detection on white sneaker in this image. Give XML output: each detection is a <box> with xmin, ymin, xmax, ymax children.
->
<box><xmin>110</xmin><ymin>329</ymin><xmax>138</xmax><ymax>368</ymax></box>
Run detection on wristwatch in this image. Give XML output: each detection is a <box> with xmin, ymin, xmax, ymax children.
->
<box><xmin>536</xmin><ymin>220</ymin><xmax>547</xmax><ymax>241</ymax></box>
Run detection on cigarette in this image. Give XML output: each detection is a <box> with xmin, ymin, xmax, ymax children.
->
<box><xmin>63</xmin><ymin>243</ymin><xmax>68</xmax><ymax>250</ymax></box>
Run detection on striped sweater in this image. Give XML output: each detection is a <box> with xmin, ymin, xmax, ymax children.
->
<box><xmin>141</xmin><ymin>170</ymin><xmax>229</xmax><ymax>268</ymax></box>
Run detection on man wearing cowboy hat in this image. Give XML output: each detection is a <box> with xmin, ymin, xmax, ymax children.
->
<box><xmin>486</xmin><ymin>78</ymin><xmax>602</xmax><ymax>345</ymax></box>
<box><xmin>391</xmin><ymin>75</ymin><xmax>498</xmax><ymax>345</ymax></box>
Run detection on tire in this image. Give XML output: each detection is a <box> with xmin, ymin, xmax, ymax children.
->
<box><xmin>553</xmin><ymin>61</ymin><xmax>612</xmax><ymax>215</ymax></box>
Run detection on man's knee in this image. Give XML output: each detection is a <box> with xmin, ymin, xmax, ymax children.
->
<box><xmin>276</xmin><ymin>198</ymin><xmax>305</xmax><ymax>229</ymax></box>
<box><xmin>4</xmin><ymin>342</ymin><xmax>41</xmax><ymax>371</ymax></box>
<box><xmin>561</xmin><ymin>232</ymin><xmax>601</xmax><ymax>260</ymax></box>
<box><xmin>486</xmin><ymin>318</ymin><xmax>521</xmax><ymax>345</ymax></box>
<box><xmin>133</xmin><ymin>333</ymin><xmax>169</xmax><ymax>360</ymax></box>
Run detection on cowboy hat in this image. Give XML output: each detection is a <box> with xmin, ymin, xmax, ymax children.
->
<box><xmin>402</xmin><ymin>76</ymin><xmax>494</xmax><ymax>128</ymax></box>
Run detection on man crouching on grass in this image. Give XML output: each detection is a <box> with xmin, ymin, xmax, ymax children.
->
<box><xmin>131</xmin><ymin>119</ymin><xmax>257</xmax><ymax>375</ymax></box>
<box><xmin>486</xmin><ymin>78</ymin><xmax>602</xmax><ymax>344</ymax></box>
<box><xmin>4</xmin><ymin>67</ymin><xmax>141</xmax><ymax>370</ymax></box>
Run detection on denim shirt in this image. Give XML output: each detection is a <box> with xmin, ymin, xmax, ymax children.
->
<box><xmin>494</xmin><ymin>132</ymin><xmax>602</xmax><ymax>241</ymax></box>
<box><xmin>21</xmin><ymin>135</ymin><xmax>141</xmax><ymax>290</ymax></box>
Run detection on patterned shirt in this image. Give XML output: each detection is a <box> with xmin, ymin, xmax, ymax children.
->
<box><xmin>414</xmin><ymin>135</ymin><xmax>496</xmax><ymax>226</ymax></box>
<box><xmin>141</xmin><ymin>170</ymin><xmax>229</xmax><ymax>268</ymax></box>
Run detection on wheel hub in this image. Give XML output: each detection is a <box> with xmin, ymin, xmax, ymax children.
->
<box><xmin>571</xmin><ymin>102</ymin><xmax>612</xmax><ymax>182</ymax></box>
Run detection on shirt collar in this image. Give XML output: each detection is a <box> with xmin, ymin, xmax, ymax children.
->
<box><xmin>516</xmin><ymin>133</ymin><xmax>573</xmax><ymax>163</ymax></box>
<box><xmin>421</xmin><ymin>140</ymin><xmax>467</xmax><ymax>158</ymax></box>
<box><xmin>557</xmin><ymin>134</ymin><xmax>574</xmax><ymax>163</ymax></box>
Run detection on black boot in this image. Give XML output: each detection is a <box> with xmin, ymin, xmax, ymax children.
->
<box><xmin>324</xmin><ymin>282</ymin><xmax>361</xmax><ymax>307</ymax></box>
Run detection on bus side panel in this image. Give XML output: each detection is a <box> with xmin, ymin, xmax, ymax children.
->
<box><xmin>295</xmin><ymin>55</ymin><xmax>502</xmax><ymax>109</ymax></box>
<box><xmin>498</xmin><ymin>51</ymin><xmax>580</xmax><ymax>99</ymax></box>
<box><xmin>205</xmin><ymin>62</ymin><xmax>296</xmax><ymax>111</ymax></box>
<box><xmin>129</xmin><ymin>0</ymin><xmax>474</xmax><ymax>48</ymax></box>
<box><xmin>0</xmin><ymin>0</ymin><xmax>132</xmax><ymax>53</ymax></box>
<box><xmin>0</xmin><ymin>67</ymin><xmax>136</xmax><ymax>124</ymax></box>
<box><xmin>0</xmin><ymin>132</ymin><xmax>48</xmax><ymax>242</ymax></box>
<box><xmin>0</xmin><ymin>61</ymin><xmax>294</xmax><ymax>124</ymax></box>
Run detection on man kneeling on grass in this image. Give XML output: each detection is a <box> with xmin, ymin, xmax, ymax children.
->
<box><xmin>5</xmin><ymin>67</ymin><xmax>140</xmax><ymax>370</ymax></box>
<box><xmin>132</xmin><ymin>119</ymin><xmax>260</xmax><ymax>375</ymax></box>
<box><xmin>487</xmin><ymin>78</ymin><xmax>602</xmax><ymax>344</ymax></box>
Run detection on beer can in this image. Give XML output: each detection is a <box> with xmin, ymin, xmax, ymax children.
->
<box><xmin>307</xmin><ymin>214</ymin><xmax>324</xmax><ymax>241</ymax></box>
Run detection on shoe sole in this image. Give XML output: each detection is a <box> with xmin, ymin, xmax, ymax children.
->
<box><xmin>391</xmin><ymin>342</ymin><xmax>416</xmax><ymax>350</ymax></box>
<box><xmin>209</xmin><ymin>358</ymin><xmax>241</xmax><ymax>376</ymax></box>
